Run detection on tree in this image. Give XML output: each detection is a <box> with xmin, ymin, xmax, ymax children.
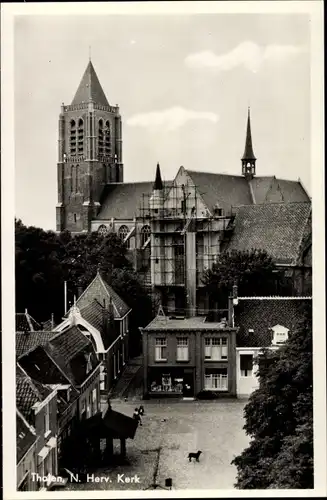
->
<box><xmin>202</xmin><ymin>249</ymin><xmax>279</xmax><ymax>308</ymax></box>
<box><xmin>15</xmin><ymin>219</ymin><xmax>66</xmax><ymax>322</ymax></box>
<box><xmin>60</xmin><ymin>231</ymin><xmax>131</xmax><ymax>299</ymax></box>
<box><xmin>232</xmin><ymin>303</ymin><xmax>313</xmax><ymax>489</ymax></box>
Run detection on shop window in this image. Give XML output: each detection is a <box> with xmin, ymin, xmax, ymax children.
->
<box><xmin>204</xmin><ymin>337</ymin><xmax>228</xmax><ymax>360</ymax></box>
<box><xmin>204</xmin><ymin>368</ymin><xmax>228</xmax><ymax>391</ymax></box>
<box><xmin>149</xmin><ymin>370</ymin><xmax>184</xmax><ymax>394</ymax></box>
<box><xmin>240</xmin><ymin>354</ymin><xmax>253</xmax><ymax>377</ymax></box>
<box><xmin>155</xmin><ymin>337</ymin><xmax>167</xmax><ymax>361</ymax></box>
<box><xmin>176</xmin><ymin>337</ymin><xmax>189</xmax><ymax>361</ymax></box>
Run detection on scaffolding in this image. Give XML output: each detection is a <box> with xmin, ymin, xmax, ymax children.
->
<box><xmin>139</xmin><ymin>180</ymin><xmax>235</xmax><ymax>316</ymax></box>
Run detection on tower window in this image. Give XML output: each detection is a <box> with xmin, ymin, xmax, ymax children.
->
<box><xmin>105</xmin><ymin>120</ymin><xmax>111</xmax><ymax>155</ymax></box>
<box><xmin>77</xmin><ymin>118</ymin><xmax>84</xmax><ymax>156</ymax></box>
<box><xmin>70</xmin><ymin>120</ymin><xmax>76</xmax><ymax>155</ymax></box>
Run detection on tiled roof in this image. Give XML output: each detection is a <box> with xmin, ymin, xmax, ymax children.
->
<box><xmin>273</xmin><ymin>179</ymin><xmax>310</xmax><ymax>203</ymax></box>
<box><xmin>97</xmin><ymin>182</ymin><xmax>155</xmax><ymax>219</ymax></box>
<box><xmin>41</xmin><ymin>319</ymin><xmax>55</xmax><ymax>331</ymax></box>
<box><xmin>103</xmin><ymin>409</ymin><xmax>138</xmax><ymax>439</ymax></box>
<box><xmin>76</xmin><ymin>271</ymin><xmax>130</xmax><ymax>319</ymax></box>
<box><xmin>16</xmin><ymin>312</ymin><xmax>42</xmax><ymax>332</ymax></box>
<box><xmin>235</xmin><ymin>297</ymin><xmax>312</xmax><ymax>347</ymax></box>
<box><xmin>186</xmin><ymin>171</ymin><xmax>252</xmax><ymax>214</ymax></box>
<box><xmin>16</xmin><ymin>410</ymin><xmax>36</xmax><ymax>463</ymax></box>
<box><xmin>16</xmin><ymin>331</ymin><xmax>56</xmax><ymax>358</ymax></box>
<box><xmin>143</xmin><ymin>315</ymin><xmax>232</xmax><ymax>331</ymax></box>
<box><xmin>79</xmin><ymin>300</ymin><xmax>120</xmax><ymax>349</ymax></box>
<box><xmin>71</xmin><ymin>60</ymin><xmax>109</xmax><ymax>107</ymax></box>
<box><xmin>19</xmin><ymin>326</ymin><xmax>100</xmax><ymax>387</ymax></box>
<box><xmin>224</xmin><ymin>202</ymin><xmax>311</xmax><ymax>265</ymax></box>
<box><xmin>18</xmin><ymin>345</ymin><xmax>70</xmax><ymax>386</ymax></box>
<box><xmin>16</xmin><ymin>364</ymin><xmax>52</xmax><ymax>425</ymax></box>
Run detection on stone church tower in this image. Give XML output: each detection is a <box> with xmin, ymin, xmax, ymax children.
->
<box><xmin>56</xmin><ymin>60</ymin><xmax>123</xmax><ymax>232</ymax></box>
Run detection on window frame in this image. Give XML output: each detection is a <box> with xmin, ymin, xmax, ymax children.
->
<box><xmin>176</xmin><ymin>337</ymin><xmax>189</xmax><ymax>362</ymax></box>
<box><xmin>204</xmin><ymin>337</ymin><xmax>228</xmax><ymax>361</ymax></box>
<box><xmin>155</xmin><ymin>337</ymin><xmax>167</xmax><ymax>362</ymax></box>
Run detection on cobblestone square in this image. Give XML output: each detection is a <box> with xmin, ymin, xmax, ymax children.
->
<box><xmin>64</xmin><ymin>399</ymin><xmax>249</xmax><ymax>491</ymax></box>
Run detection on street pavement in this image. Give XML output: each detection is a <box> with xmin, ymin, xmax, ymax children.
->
<box><xmin>64</xmin><ymin>398</ymin><xmax>249</xmax><ymax>491</ymax></box>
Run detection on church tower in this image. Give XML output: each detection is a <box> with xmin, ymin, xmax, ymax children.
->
<box><xmin>241</xmin><ymin>108</ymin><xmax>256</xmax><ymax>181</ymax></box>
<box><xmin>56</xmin><ymin>60</ymin><xmax>123</xmax><ymax>232</ymax></box>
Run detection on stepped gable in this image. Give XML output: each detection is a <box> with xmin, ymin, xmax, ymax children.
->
<box><xmin>71</xmin><ymin>60</ymin><xmax>110</xmax><ymax>107</ymax></box>
<box><xmin>224</xmin><ymin>201</ymin><xmax>311</xmax><ymax>265</ymax></box>
<box><xmin>235</xmin><ymin>297</ymin><xmax>312</xmax><ymax>347</ymax></box>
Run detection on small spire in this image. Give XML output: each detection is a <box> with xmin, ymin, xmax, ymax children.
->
<box><xmin>241</xmin><ymin>107</ymin><xmax>256</xmax><ymax>161</ymax></box>
<box><xmin>153</xmin><ymin>162</ymin><xmax>163</xmax><ymax>190</ymax></box>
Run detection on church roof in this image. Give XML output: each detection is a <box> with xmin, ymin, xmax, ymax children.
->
<box><xmin>235</xmin><ymin>297</ymin><xmax>312</xmax><ymax>347</ymax></box>
<box><xmin>97</xmin><ymin>182</ymin><xmax>156</xmax><ymax>219</ymax></box>
<box><xmin>71</xmin><ymin>60</ymin><xmax>110</xmax><ymax>107</ymax></box>
<box><xmin>96</xmin><ymin>173</ymin><xmax>309</xmax><ymax>221</ymax></box>
<box><xmin>186</xmin><ymin>170</ymin><xmax>252</xmax><ymax>214</ymax></box>
<box><xmin>224</xmin><ymin>201</ymin><xmax>311</xmax><ymax>265</ymax></box>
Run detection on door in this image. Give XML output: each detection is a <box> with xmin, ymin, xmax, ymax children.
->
<box><xmin>183</xmin><ymin>369</ymin><xmax>194</xmax><ymax>397</ymax></box>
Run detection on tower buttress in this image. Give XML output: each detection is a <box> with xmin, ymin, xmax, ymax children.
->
<box><xmin>241</xmin><ymin>108</ymin><xmax>256</xmax><ymax>181</ymax></box>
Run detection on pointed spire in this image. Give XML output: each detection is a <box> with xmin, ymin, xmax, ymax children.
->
<box><xmin>71</xmin><ymin>60</ymin><xmax>110</xmax><ymax>107</ymax></box>
<box><xmin>153</xmin><ymin>162</ymin><xmax>163</xmax><ymax>190</ymax></box>
<box><xmin>242</xmin><ymin>108</ymin><xmax>256</xmax><ymax>161</ymax></box>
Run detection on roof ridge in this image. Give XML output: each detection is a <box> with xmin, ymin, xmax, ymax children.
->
<box><xmin>233</xmin><ymin>200</ymin><xmax>311</xmax><ymax>209</ymax></box>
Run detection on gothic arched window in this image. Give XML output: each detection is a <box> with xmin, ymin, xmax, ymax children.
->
<box><xmin>105</xmin><ymin>120</ymin><xmax>111</xmax><ymax>156</ymax></box>
<box><xmin>78</xmin><ymin>118</ymin><xmax>84</xmax><ymax>156</ymax></box>
<box><xmin>118</xmin><ymin>225</ymin><xmax>129</xmax><ymax>248</ymax></box>
<box><xmin>70</xmin><ymin>120</ymin><xmax>76</xmax><ymax>155</ymax></box>
<box><xmin>98</xmin><ymin>119</ymin><xmax>104</xmax><ymax>157</ymax></box>
<box><xmin>98</xmin><ymin>224</ymin><xmax>108</xmax><ymax>237</ymax></box>
<box><xmin>141</xmin><ymin>225</ymin><xmax>151</xmax><ymax>247</ymax></box>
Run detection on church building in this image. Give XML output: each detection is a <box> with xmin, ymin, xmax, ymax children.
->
<box><xmin>56</xmin><ymin>60</ymin><xmax>312</xmax><ymax>315</ymax></box>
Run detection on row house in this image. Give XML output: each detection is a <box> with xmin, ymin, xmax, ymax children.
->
<box><xmin>16</xmin><ymin>364</ymin><xmax>58</xmax><ymax>491</ymax></box>
<box><xmin>233</xmin><ymin>293</ymin><xmax>312</xmax><ymax>397</ymax></box>
<box><xmin>18</xmin><ymin>326</ymin><xmax>101</xmax><ymax>469</ymax></box>
<box><xmin>54</xmin><ymin>271</ymin><xmax>131</xmax><ymax>394</ymax></box>
<box><xmin>140</xmin><ymin>301</ymin><xmax>237</xmax><ymax>398</ymax></box>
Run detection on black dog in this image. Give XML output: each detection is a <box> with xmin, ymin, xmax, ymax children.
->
<box><xmin>188</xmin><ymin>450</ymin><xmax>202</xmax><ymax>462</ymax></box>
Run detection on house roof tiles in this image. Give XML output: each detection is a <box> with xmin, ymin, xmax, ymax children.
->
<box><xmin>143</xmin><ymin>315</ymin><xmax>232</xmax><ymax>331</ymax></box>
<box><xmin>224</xmin><ymin>201</ymin><xmax>311</xmax><ymax>265</ymax></box>
<box><xmin>16</xmin><ymin>331</ymin><xmax>56</xmax><ymax>358</ymax></box>
<box><xmin>16</xmin><ymin>312</ymin><xmax>42</xmax><ymax>333</ymax></box>
<box><xmin>16</xmin><ymin>364</ymin><xmax>52</xmax><ymax>425</ymax></box>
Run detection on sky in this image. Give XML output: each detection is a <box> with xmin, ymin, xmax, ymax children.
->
<box><xmin>14</xmin><ymin>13</ymin><xmax>311</xmax><ymax>230</ymax></box>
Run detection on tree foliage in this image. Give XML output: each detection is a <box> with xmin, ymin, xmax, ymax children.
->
<box><xmin>202</xmin><ymin>249</ymin><xmax>280</xmax><ymax>307</ymax></box>
<box><xmin>15</xmin><ymin>219</ymin><xmax>153</xmax><ymax>340</ymax></box>
<box><xmin>232</xmin><ymin>303</ymin><xmax>313</xmax><ymax>489</ymax></box>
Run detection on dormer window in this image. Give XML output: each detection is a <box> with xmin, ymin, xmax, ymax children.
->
<box><xmin>271</xmin><ymin>324</ymin><xmax>289</xmax><ymax>345</ymax></box>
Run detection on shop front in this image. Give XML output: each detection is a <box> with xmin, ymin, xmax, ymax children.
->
<box><xmin>148</xmin><ymin>367</ymin><xmax>195</xmax><ymax>397</ymax></box>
